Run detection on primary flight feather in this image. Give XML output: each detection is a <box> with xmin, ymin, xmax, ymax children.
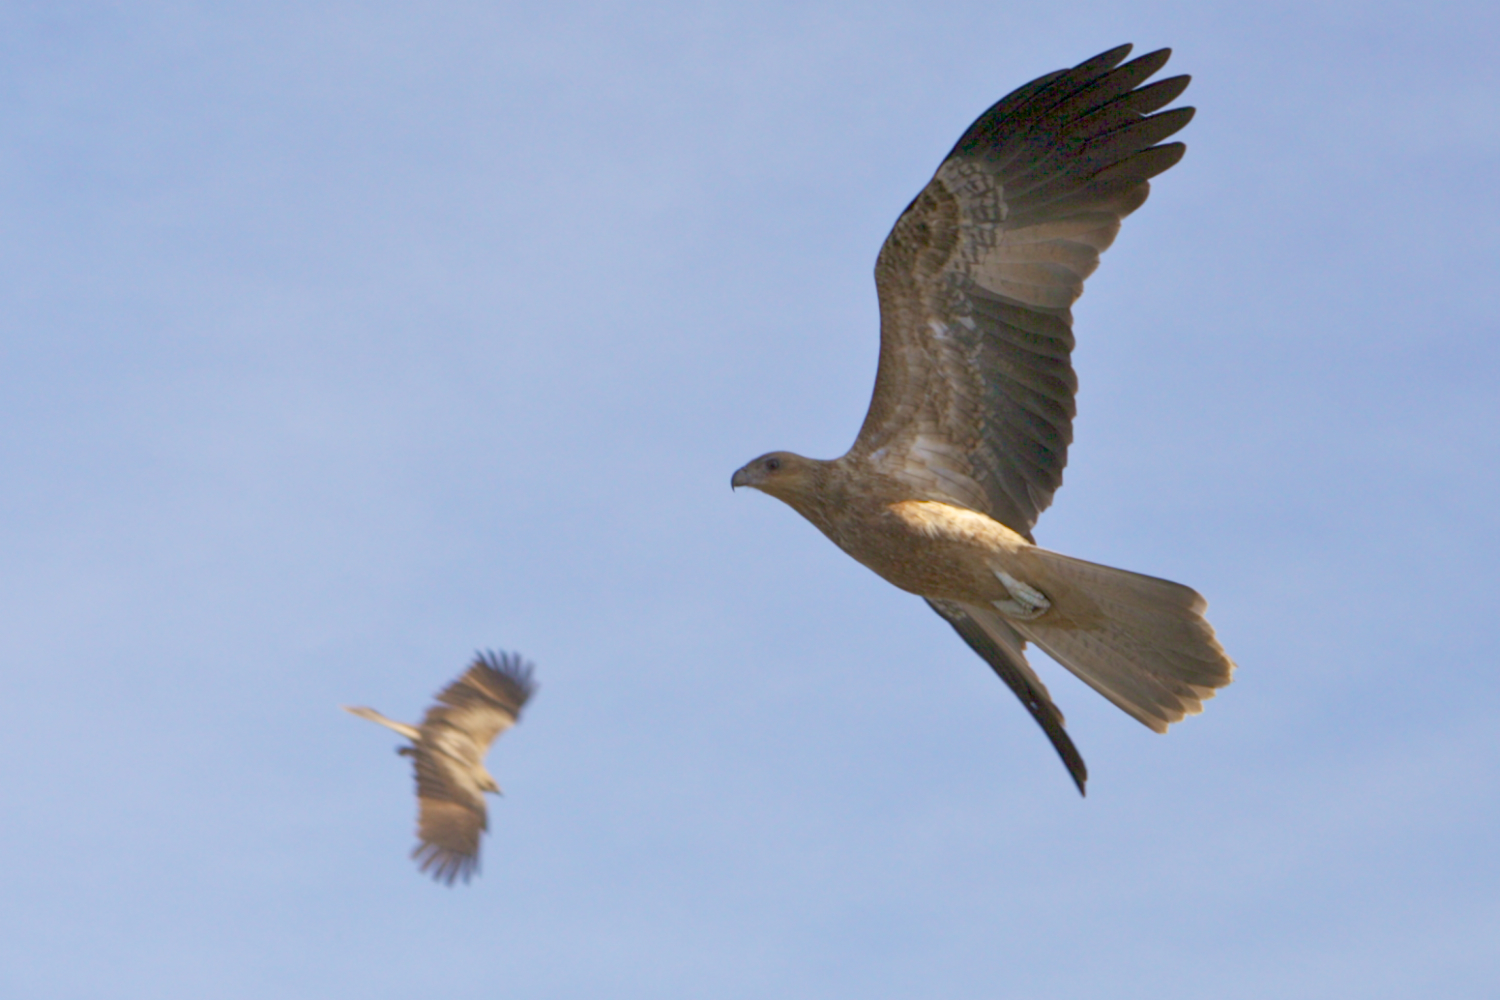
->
<box><xmin>343</xmin><ymin>650</ymin><xmax>536</xmax><ymax>884</ymax></box>
<box><xmin>732</xmin><ymin>44</ymin><xmax>1234</xmax><ymax>794</ymax></box>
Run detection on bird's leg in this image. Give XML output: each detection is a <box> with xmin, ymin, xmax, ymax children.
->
<box><xmin>991</xmin><ymin>570</ymin><xmax>1051</xmax><ymax>620</ymax></box>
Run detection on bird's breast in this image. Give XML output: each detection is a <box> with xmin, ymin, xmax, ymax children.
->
<box><xmin>821</xmin><ymin>499</ymin><xmax>1031</xmax><ymax>603</ymax></box>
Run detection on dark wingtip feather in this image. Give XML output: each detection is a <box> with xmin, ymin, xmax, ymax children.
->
<box><xmin>1079</xmin><ymin>42</ymin><xmax>1136</xmax><ymax>74</ymax></box>
<box><xmin>926</xmin><ymin>600</ymin><xmax>1088</xmax><ymax>795</ymax></box>
<box><xmin>946</xmin><ymin>43</ymin><xmax>1138</xmax><ymax>162</ymax></box>
<box><xmin>1094</xmin><ymin>141</ymin><xmax>1188</xmax><ymax>184</ymax></box>
<box><xmin>1130</xmin><ymin>46</ymin><xmax>1171</xmax><ymax>75</ymax></box>
<box><xmin>474</xmin><ymin>649</ymin><xmax>538</xmax><ymax>696</ymax></box>
<box><xmin>412</xmin><ymin>842</ymin><xmax>479</xmax><ymax>886</ymax></box>
<box><xmin>1133</xmin><ymin>74</ymin><xmax>1191</xmax><ymax>114</ymax></box>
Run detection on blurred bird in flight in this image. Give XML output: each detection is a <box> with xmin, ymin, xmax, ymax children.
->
<box><xmin>344</xmin><ymin>650</ymin><xmax>536</xmax><ymax>883</ymax></box>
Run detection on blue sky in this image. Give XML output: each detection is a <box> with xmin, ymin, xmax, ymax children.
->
<box><xmin>2</xmin><ymin>2</ymin><xmax>1497</xmax><ymax>997</ymax></box>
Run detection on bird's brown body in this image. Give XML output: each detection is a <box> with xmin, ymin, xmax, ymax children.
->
<box><xmin>736</xmin><ymin>456</ymin><xmax>1110</xmax><ymax>629</ymax></box>
<box><xmin>854</xmin><ymin>500</ymin><xmax>1027</xmax><ymax>606</ymax></box>
<box><xmin>746</xmin><ymin>458</ymin><xmax>1025</xmax><ymax>605</ymax></box>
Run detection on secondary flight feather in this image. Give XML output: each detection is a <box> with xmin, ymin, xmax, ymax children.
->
<box><xmin>732</xmin><ymin>44</ymin><xmax>1234</xmax><ymax>794</ymax></box>
<box><xmin>343</xmin><ymin>650</ymin><xmax>536</xmax><ymax>884</ymax></box>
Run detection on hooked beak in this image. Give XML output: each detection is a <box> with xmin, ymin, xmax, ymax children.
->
<box><xmin>731</xmin><ymin>466</ymin><xmax>750</xmax><ymax>490</ymax></box>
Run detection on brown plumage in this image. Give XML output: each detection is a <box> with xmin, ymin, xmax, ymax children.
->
<box><xmin>732</xmin><ymin>45</ymin><xmax>1234</xmax><ymax>795</ymax></box>
<box><xmin>343</xmin><ymin>650</ymin><xmax>536</xmax><ymax>884</ymax></box>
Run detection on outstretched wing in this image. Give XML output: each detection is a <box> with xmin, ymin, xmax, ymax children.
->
<box><xmin>421</xmin><ymin>649</ymin><xmax>537</xmax><ymax>754</ymax></box>
<box><xmin>410</xmin><ymin>746</ymin><xmax>489</xmax><ymax>885</ymax></box>
<box><xmin>927</xmin><ymin>598</ymin><xmax>1087</xmax><ymax>795</ymax></box>
<box><xmin>850</xmin><ymin>44</ymin><xmax>1192</xmax><ymax>537</ymax></box>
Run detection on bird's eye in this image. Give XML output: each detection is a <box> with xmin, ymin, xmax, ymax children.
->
<box><xmin>765</xmin><ymin>458</ymin><xmax>781</xmax><ymax>472</ymax></box>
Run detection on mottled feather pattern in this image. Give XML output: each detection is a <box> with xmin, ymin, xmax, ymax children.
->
<box><xmin>857</xmin><ymin>44</ymin><xmax>1192</xmax><ymax>536</ymax></box>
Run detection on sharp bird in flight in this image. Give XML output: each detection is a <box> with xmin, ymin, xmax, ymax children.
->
<box><xmin>344</xmin><ymin>651</ymin><xmax>536</xmax><ymax>884</ymax></box>
<box><xmin>732</xmin><ymin>45</ymin><xmax>1234</xmax><ymax>794</ymax></box>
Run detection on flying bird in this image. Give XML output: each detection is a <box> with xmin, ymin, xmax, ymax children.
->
<box><xmin>343</xmin><ymin>650</ymin><xmax>536</xmax><ymax>884</ymax></box>
<box><xmin>732</xmin><ymin>44</ymin><xmax>1235</xmax><ymax>794</ymax></box>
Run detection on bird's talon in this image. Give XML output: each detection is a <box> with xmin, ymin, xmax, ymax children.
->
<box><xmin>992</xmin><ymin>570</ymin><xmax>1050</xmax><ymax>620</ymax></box>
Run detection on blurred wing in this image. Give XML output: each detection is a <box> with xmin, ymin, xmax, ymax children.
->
<box><xmin>927</xmin><ymin>598</ymin><xmax>1087</xmax><ymax>794</ymax></box>
<box><xmin>421</xmin><ymin>650</ymin><xmax>537</xmax><ymax>751</ymax></box>
<box><xmin>409</xmin><ymin>744</ymin><xmax>489</xmax><ymax>885</ymax></box>
<box><xmin>852</xmin><ymin>44</ymin><xmax>1193</xmax><ymax>536</ymax></box>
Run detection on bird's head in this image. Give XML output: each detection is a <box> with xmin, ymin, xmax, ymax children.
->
<box><xmin>731</xmin><ymin>451</ymin><xmax>825</xmax><ymax>505</ymax></box>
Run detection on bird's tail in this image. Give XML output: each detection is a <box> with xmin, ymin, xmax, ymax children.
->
<box><xmin>341</xmin><ymin>705</ymin><xmax>422</xmax><ymax>742</ymax></box>
<box><xmin>1007</xmin><ymin>548</ymin><xmax>1236</xmax><ymax>733</ymax></box>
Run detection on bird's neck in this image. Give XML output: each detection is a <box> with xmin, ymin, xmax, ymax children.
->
<box><xmin>775</xmin><ymin>459</ymin><xmax>866</xmax><ymax>538</ymax></box>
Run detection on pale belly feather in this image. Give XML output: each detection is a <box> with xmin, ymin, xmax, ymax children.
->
<box><xmin>823</xmin><ymin>500</ymin><xmax>1035</xmax><ymax>605</ymax></box>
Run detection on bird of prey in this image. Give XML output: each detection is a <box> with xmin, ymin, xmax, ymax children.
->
<box><xmin>732</xmin><ymin>44</ymin><xmax>1234</xmax><ymax>795</ymax></box>
<box><xmin>343</xmin><ymin>650</ymin><xmax>536</xmax><ymax>884</ymax></box>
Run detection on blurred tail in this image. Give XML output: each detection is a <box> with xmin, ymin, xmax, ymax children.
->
<box><xmin>341</xmin><ymin>705</ymin><xmax>422</xmax><ymax>742</ymax></box>
<box><xmin>1010</xmin><ymin>549</ymin><xmax>1236</xmax><ymax>733</ymax></box>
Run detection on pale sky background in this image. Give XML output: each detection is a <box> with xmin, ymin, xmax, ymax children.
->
<box><xmin>2</xmin><ymin>2</ymin><xmax>1497</xmax><ymax>998</ymax></box>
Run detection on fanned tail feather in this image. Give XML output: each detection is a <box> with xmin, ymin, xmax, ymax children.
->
<box><xmin>1012</xmin><ymin>549</ymin><xmax>1235</xmax><ymax>733</ymax></box>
